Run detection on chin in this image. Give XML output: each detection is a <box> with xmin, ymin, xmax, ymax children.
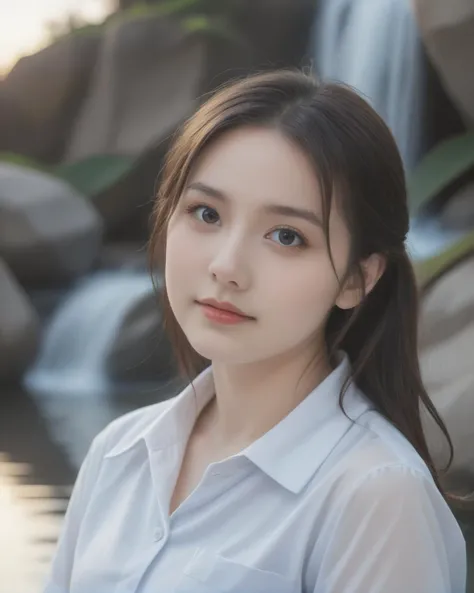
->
<box><xmin>186</xmin><ymin>332</ymin><xmax>261</xmax><ymax>366</ymax></box>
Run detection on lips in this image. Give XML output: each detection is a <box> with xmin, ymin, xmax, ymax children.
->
<box><xmin>197</xmin><ymin>298</ymin><xmax>253</xmax><ymax>319</ymax></box>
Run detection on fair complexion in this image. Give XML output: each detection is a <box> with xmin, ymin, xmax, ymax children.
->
<box><xmin>165</xmin><ymin>126</ymin><xmax>384</xmax><ymax>459</ymax></box>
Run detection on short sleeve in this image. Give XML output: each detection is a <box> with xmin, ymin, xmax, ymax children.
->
<box><xmin>313</xmin><ymin>465</ymin><xmax>466</xmax><ymax>593</ymax></box>
<box><xmin>42</xmin><ymin>433</ymin><xmax>106</xmax><ymax>593</ymax></box>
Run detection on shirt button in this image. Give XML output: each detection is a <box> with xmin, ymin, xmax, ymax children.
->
<box><xmin>154</xmin><ymin>527</ymin><xmax>164</xmax><ymax>542</ymax></box>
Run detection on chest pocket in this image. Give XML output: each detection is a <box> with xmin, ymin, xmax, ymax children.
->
<box><xmin>175</xmin><ymin>548</ymin><xmax>298</xmax><ymax>593</ymax></box>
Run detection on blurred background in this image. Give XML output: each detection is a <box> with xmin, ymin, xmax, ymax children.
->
<box><xmin>0</xmin><ymin>0</ymin><xmax>473</xmax><ymax>591</ymax></box>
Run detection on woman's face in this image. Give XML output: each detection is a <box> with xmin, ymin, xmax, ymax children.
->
<box><xmin>165</xmin><ymin>126</ymin><xmax>353</xmax><ymax>366</ymax></box>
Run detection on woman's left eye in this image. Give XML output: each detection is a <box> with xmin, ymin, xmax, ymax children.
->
<box><xmin>268</xmin><ymin>228</ymin><xmax>306</xmax><ymax>248</ymax></box>
<box><xmin>186</xmin><ymin>204</ymin><xmax>220</xmax><ymax>224</ymax></box>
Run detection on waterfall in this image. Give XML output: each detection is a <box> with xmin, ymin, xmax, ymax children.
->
<box><xmin>311</xmin><ymin>0</ymin><xmax>425</xmax><ymax>170</ymax></box>
<box><xmin>25</xmin><ymin>271</ymin><xmax>155</xmax><ymax>397</ymax></box>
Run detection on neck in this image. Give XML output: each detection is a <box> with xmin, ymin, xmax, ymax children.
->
<box><xmin>202</xmin><ymin>342</ymin><xmax>332</xmax><ymax>452</ymax></box>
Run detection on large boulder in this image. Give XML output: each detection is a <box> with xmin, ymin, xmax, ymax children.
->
<box><xmin>0</xmin><ymin>163</ymin><xmax>103</xmax><ymax>286</ymax></box>
<box><xmin>62</xmin><ymin>15</ymin><xmax>207</xmax><ymax>234</ymax></box>
<box><xmin>419</xmin><ymin>255</ymin><xmax>474</xmax><ymax>492</ymax></box>
<box><xmin>65</xmin><ymin>15</ymin><xmax>206</xmax><ymax>161</ymax></box>
<box><xmin>0</xmin><ymin>258</ymin><xmax>40</xmax><ymax>382</ymax></box>
<box><xmin>106</xmin><ymin>281</ymin><xmax>175</xmax><ymax>383</ymax></box>
<box><xmin>413</xmin><ymin>0</ymin><xmax>474</xmax><ymax>128</ymax></box>
<box><xmin>440</xmin><ymin>182</ymin><xmax>474</xmax><ymax>231</ymax></box>
<box><xmin>231</xmin><ymin>0</ymin><xmax>316</xmax><ymax>71</ymax></box>
<box><xmin>1</xmin><ymin>32</ymin><xmax>101</xmax><ymax>163</ymax></box>
<box><xmin>0</xmin><ymin>89</ymin><xmax>32</xmax><ymax>156</ymax></box>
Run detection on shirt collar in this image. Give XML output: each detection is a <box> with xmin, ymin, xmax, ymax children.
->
<box><xmin>105</xmin><ymin>353</ymin><xmax>373</xmax><ymax>493</ymax></box>
<box><xmin>242</xmin><ymin>354</ymin><xmax>373</xmax><ymax>492</ymax></box>
<box><xmin>104</xmin><ymin>367</ymin><xmax>215</xmax><ymax>458</ymax></box>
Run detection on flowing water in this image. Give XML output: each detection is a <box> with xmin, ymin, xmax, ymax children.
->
<box><xmin>25</xmin><ymin>271</ymin><xmax>155</xmax><ymax>398</ymax></box>
<box><xmin>312</xmin><ymin>0</ymin><xmax>425</xmax><ymax>170</ymax></box>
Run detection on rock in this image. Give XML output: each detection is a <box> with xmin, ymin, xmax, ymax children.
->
<box><xmin>2</xmin><ymin>32</ymin><xmax>101</xmax><ymax>163</ymax></box>
<box><xmin>0</xmin><ymin>88</ymin><xmax>32</xmax><ymax>156</ymax></box>
<box><xmin>0</xmin><ymin>258</ymin><xmax>40</xmax><ymax>382</ymax></box>
<box><xmin>441</xmin><ymin>182</ymin><xmax>474</xmax><ymax>231</ymax></box>
<box><xmin>97</xmin><ymin>241</ymin><xmax>148</xmax><ymax>271</ymax></box>
<box><xmin>231</xmin><ymin>0</ymin><xmax>316</xmax><ymax>70</ymax></box>
<box><xmin>65</xmin><ymin>15</ymin><xmax>206</xmax><ymax>161</ymax></box>
<box><xmin>0</xmin><ymin>163</ymin><xmax>103</xmax><ymax>286</ymax></box>
<box><xmin>413</xmin><ymin>0</ymin><xmax>474</xmax><ymax>127</ymax></box>
<box><xmin>105</xmin><ymin>282</ymin><xmax>176</xmax><ymax>383</ymax></box>
<box><xmin>62</xmin><ymin>14</ymin><xmax>207</xmax><ymax>233</ymax></box>
<box><xmin>419</xmin><ymin>255</ymin><xmax>474</xmax><ymax>492</ymax></box>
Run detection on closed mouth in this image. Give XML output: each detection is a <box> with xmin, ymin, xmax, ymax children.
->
<box><xmin>196</xmin><ymin>300</ymin><xmax>254</xmax><ymax>319</ymax></box>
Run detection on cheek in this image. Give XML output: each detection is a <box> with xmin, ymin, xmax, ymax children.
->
<box><xmin>270</xmin><ymin>258</ymin><xmax>340</xmax><ymax>323</ymax></box>
<box><xmin>166</xmin><ymin>222</ymin><xmax>199</xmax><ymax>274</ymax></box>
<box><xmin>164</xmin><ymin>223</ymin><xmax>197</xmax><ymax>300</ymax></box>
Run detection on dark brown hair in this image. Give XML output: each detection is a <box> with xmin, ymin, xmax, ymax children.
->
<box><xmin>149</xmin><ymin>69</ymin><xmax>453</xmax><ymax>496</ymax></box>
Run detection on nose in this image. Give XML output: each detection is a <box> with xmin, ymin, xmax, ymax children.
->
<box><xmin>208</xmin><ymin>232</ymin><xmax>251</xmax><ymax>290</ymax></box>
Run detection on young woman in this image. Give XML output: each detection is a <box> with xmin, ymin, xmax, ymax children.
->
<box><xmin>44</xmin><ymin>71</ymin><xmax>466</xmax><ymax>593</ymax></box>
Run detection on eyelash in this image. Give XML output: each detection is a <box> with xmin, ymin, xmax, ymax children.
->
<box><xmin>184</xmin><ymin>202</ymin><xmax>309</xmax><ymax>249</ymax></box>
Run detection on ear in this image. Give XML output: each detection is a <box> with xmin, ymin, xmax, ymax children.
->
<box><xmin>335</xmin><ymin>253</ymin><xmax>386</xmax><ymax>310</ymax></box>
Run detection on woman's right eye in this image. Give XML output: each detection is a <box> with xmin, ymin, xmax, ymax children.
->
<box><xmin>186</xmin><ymin>204</ymin><xmax>220</xmax><ymax>225</ymax></box>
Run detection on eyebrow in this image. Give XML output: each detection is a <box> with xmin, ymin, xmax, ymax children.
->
<box><xmin>186</xmin><ymin>181</ymin><xmax>323</xmax><ymax>227</ymax></box>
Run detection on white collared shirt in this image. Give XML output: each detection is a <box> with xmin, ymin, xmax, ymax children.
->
<box><xmin>43</xmin><ymin>355</ymin><xmax>466</xmax><ymax>593</ymax></box>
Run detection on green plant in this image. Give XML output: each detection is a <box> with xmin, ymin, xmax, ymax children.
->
<box><xmin>0</xmin><ymin>152</ymin><xmax>135</xmax><ymax>198</ymax></box>
<box><xmin>55</xmin><ymin>155</ymin><xmax>135</xmax><ymax>197</ymax></box>
<box><xmin>0</xmin><ymin>152</ymin><xmax>49</xmax><ymax>172</ymax></box>
<box><xmin>408</xmin><ymin>132</ymin><xmax>474</xmax><ymax>216</ymax></box>
<box><xmin>111</xmin><ymin>0</ymin><xmax>241</xmax><ymax>41</ymax></box>
<box><xmin>414</xmin><ymin>230</ymin><xmax>474</xmax><ymax>289</ymax></box>
<box><xmin>45</xmin><ymin>13</ymin><xmax>107</xmax><ymax>44</ymax></box>
<box><xmin>407</xmin><ymin>132</ymin><xmax>474</xmax><ymax>289</ymax></box>
<box><xmin>118</xmin><ymin>0</ymin><xmax>207</xmax><ymax>18</ymax></box>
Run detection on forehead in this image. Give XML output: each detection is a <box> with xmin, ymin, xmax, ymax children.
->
<box><xmin>188</xmin><ymin>126</ymin><xmax>322</xmax><ymax>211</ymax></box>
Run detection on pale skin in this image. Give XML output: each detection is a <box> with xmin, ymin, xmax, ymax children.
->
<box><xmin>165</xmin><ymin>126</ymin><xmax>385</xmax><ymax>514</ymax></box>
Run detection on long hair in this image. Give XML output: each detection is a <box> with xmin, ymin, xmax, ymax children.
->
<box><xmin>149</xmin><ymin>70</ymin><xmax>454</xmax><ymax>497</ymax></box>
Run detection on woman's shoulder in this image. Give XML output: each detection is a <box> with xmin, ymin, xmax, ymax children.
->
<box><xmin>358</xmin><ymin>408</ymin><xmax>433</xmax><ymax>474</ymax></box>
<box><xmin>333</xmin><ymin>405</ymin><xmax>434</xmax><ymax>490</ymax></box>
<box><xmin>317</xmin><ymin>409</ymin><xmax>460</xmax><ymax>534</ymax></box>
<box><xmin>319</xmin><ymin>401</ymin><xmax>435</xmax><ymax>500</ymax></box>
<box><xmin>334</xmin><ymin>380</ymin><xmax>432</xmax><ymax>475</ymax></box>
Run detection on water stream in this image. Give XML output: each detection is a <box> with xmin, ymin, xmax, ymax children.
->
<box><xmin>312</xmin><ymin>0</ymin><xmax>425</xmax><ymax>170</ymax></box>
<box><xmin>25</xmin><ymin>271</ymin><xmax>155</xmax><ymax>398</ymax></box>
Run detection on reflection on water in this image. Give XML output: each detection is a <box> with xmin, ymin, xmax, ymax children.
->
<box><xmin>0</xmin><ymin>381</ymin><xmax>177</xmax><ymax>593</ymax></box>
<box><xmin>0</xmin><ymin>456</ymin><xmax>71</xmax><ymax>593</ymax></box>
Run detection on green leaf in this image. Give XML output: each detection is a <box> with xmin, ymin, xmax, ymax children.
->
<box><xmin>182</xmin><ymin>14</ymin><xmax>212</xmax><ymax>31</ymax></box>
<box><xmin>407</xmin><ymin>133</ymin><xmax>474</xmax><ymax>215</ymax></box>
<box><xmin>70</xmin><ymin>23</ymin><xmax>105</xmax><ymax>38</ymax></box>
<box><xmin>414</xmin><ymin>229</ymin><xmax>474</xmax><ymax>289</ymax></box>
<box><xmin>113</xmin><ymin>0</ymin><xmax>207</xmax><ymax>22</ymax></box>
<box><xmin>54</xmin><ymin>154</ymin><xmax>136</xmax><ymax>197</ymax></box>
<box><xmin>0</xmin><ymin>152</ymin><xmax>50</xmax><ymax>173</ymax></box>
<box><xmin>181</xmin><ymin>14</ymin><xmax>240</xmax><ymax>42</ymax></box>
